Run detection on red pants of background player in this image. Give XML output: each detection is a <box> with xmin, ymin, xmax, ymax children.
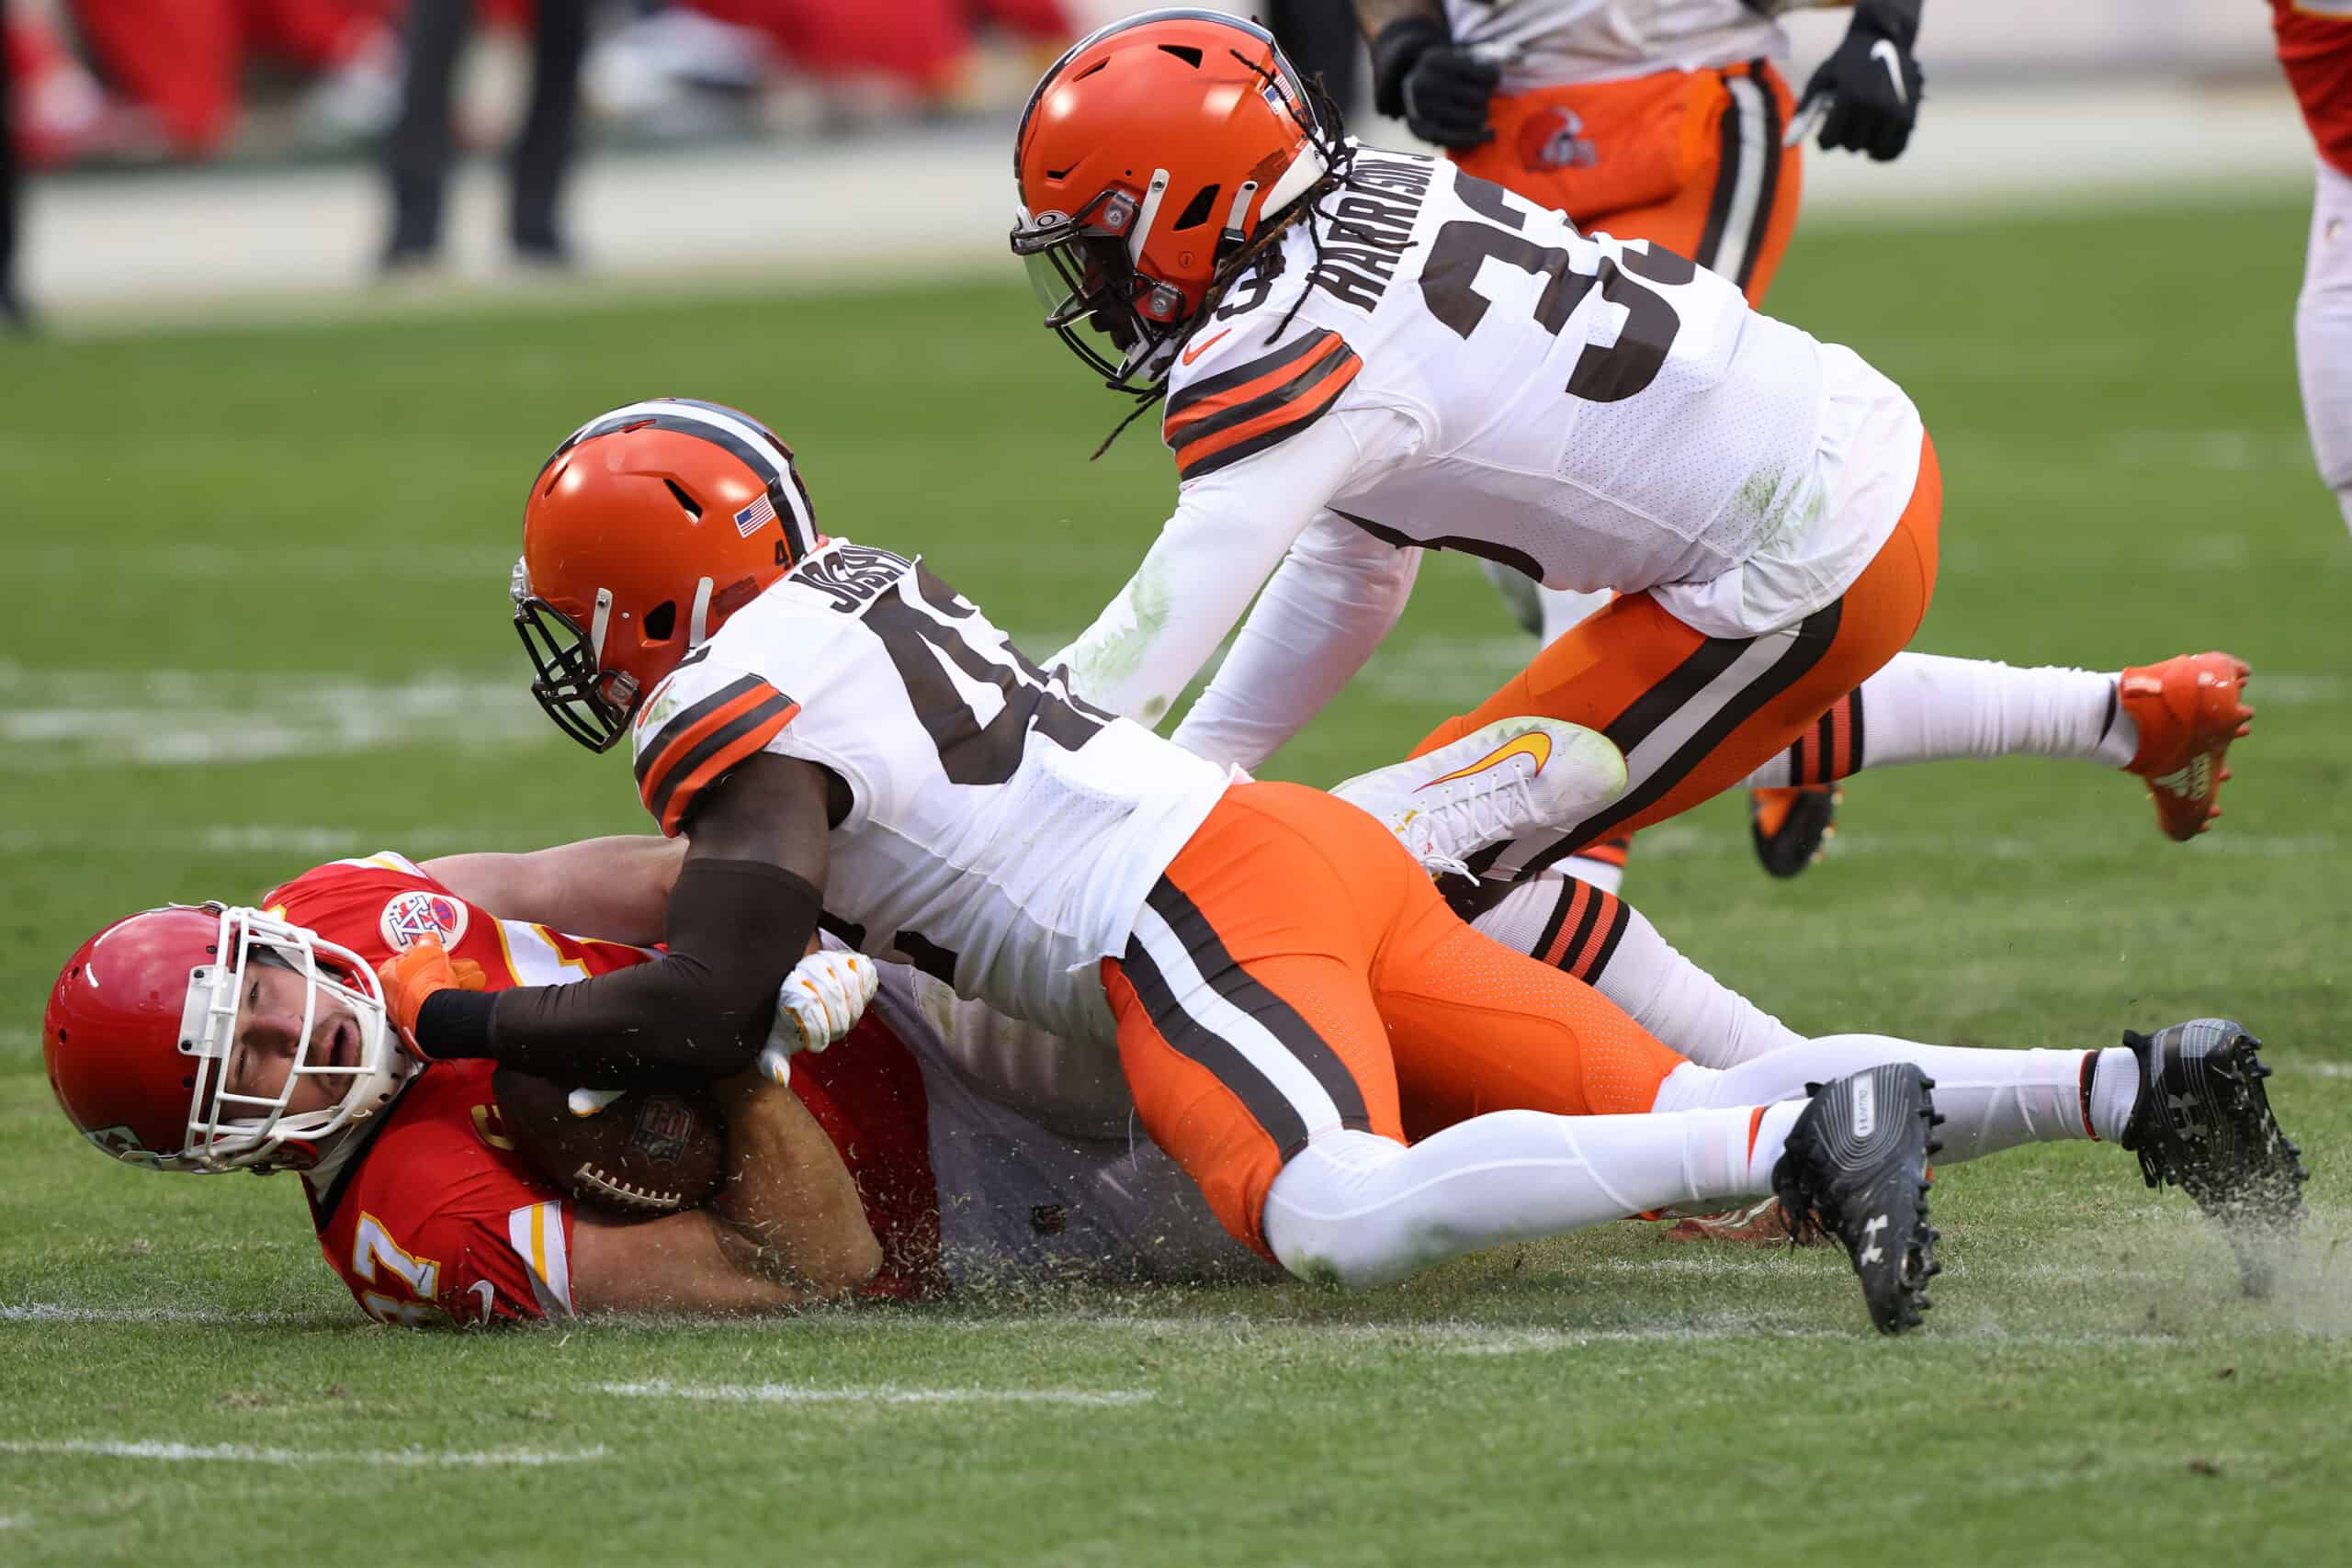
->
<box><xmin>69</xmin><ymin>0</ymin><xmax>389</xmax><ymax>156</ymax></box>
<box><xmin>684</xmin><ymin>0</ymin><xmax>1069</xmax><ymax>98</ymax></box>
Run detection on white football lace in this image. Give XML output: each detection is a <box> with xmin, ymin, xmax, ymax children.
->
<box><xmin>1407</xmin><ymin>770</ymin><xmax>1543</xmax><ymax>881</ymax></box>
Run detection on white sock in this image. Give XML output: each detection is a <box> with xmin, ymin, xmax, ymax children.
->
<box><xmin>1650</xmin><ymin>1035</ymin><xmax>2100</xmax><ymax>1162</ymax></box>
<box><xmin>1260</xmin><ymin>1110</ymin><xmax>1792</xmax><ymax>1290</ymax></box>
<box><xmin>1468</xmin><ymin>874</ymin><xmax>1806</xmax><ymax>1066</ymax></box>
<box><xmin>1558</xmin><ymin>852</ymin><xmax>1625</xmax><ymax>897</ymax></box>
<box><xmin>1733</xmin><ymin>653</ymin><xmax>2137</xmax><ymax>788</ymax></box>
<box><xmin>2086</xmin><ymin>1045</ymin><xmax>2141</xmax><ymax>1143</ymax></box>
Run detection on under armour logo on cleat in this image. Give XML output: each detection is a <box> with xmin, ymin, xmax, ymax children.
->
<box><xmin>1858</xmin><ymin>1213</ymin><xmax>1889</xmax><ymax>1266</ymax></box>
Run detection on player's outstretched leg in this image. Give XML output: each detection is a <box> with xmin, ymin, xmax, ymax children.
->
<box><xmin>1330</xmin><ymin>716</ymin><xmax>1625</xmax><ymax>878</ymax></box>
<box><xmin>2118</xmin><ymin>1020</ymin><xmax>2310</xmax><ymax>1297</ymax></box>
<box><xmin>1739</xmin><ymin>651</ymin><xmax>2255</xmax><ymax>843</ymax></box>
<box><xmin>1770</xmin><ymin>1066</ymin><xmax>1943</xmax><ymax>1335</ymax></box>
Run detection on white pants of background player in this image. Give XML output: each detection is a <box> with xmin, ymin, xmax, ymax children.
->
<box><xmin>2298</xmin><ymin>155</ymin><xmax>2352</xmax><ymax>536</ymax></box>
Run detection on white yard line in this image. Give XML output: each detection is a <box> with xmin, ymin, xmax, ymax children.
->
<box><xmin>0</xmin><ymin>1439</ymin><xmax>606</xmax><ymax>1469</ymax></box>
<box><xmin>0</xmin><ymin>1304</ymin><xmax>333</xmax><ymax>1326</ymax></box>
<box><xmin>594</xmin><ymin>1380</ymin><xmax>1153</xmax><ymax>1407</ymax></box>
<box><xmin>0</xmin><ymin>666</ymin><xmax>550</xmax><ymax>770</ymax></box>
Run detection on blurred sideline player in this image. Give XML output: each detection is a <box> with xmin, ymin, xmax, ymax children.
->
<box><xmin>1010</xmin><ymin>11</ymin><xmax>2253</xmax><ymax>938</ymax></box>
<box><xmin>1353</xmin><ymin>0</ymin><xmax>1927</xmax><ymax>886</ymax></box>
<box><xmin>2277</xmin><ymin>0</ymin><xmax>2352</xmax><ymax>536</ymax></box>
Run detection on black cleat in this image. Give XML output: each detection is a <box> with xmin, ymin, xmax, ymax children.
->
<box><xmin>2120</xmin><ymin>1019</ymin><xmax>2309</xmax><ymax>1296</ymax></box>
<box><xmin>1750</xmin><ymin>786</ymin><xmax>1841</xmax><ymax>879</ymax></box>
<box><xmin>1773</xmin><ymin>1065</ymin><xmax>1943</xmax><ymax>1334</ymax></box>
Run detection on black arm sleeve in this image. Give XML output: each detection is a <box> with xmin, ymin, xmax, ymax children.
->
<box><xmin>415</xmin><ymin>858</ymin><xmax>822</xmax><ymax>1085</ymax></box>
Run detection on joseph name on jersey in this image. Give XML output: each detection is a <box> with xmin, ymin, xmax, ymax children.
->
<box><xmin>630</xmin><ymin>540</ymin><xmax>1237</xmax><ymax>1045</ymax></box>
<box><xmin>1442</xmin><ymin>0</ymin><xmax>1788</xmax><ymax>88</ymax></box>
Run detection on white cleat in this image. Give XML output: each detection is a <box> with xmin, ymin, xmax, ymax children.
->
<box><xmin>1329</xmin><ymin>717</ymin><xmax>1627</xmax><ymax>877</ymax></box>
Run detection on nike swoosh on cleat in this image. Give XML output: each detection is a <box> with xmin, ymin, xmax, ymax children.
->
<box><xmin>1416</xmin><ymin>731</ymin><xmax>1552</xmax><ymax>791</ymax></box>
<box><xmin>1870</xmin><ymin>38</ymin><xmax>1907</xmax><ymax>105</ymax></box>
<box><xmin>1181</xmin><ymin>329</ymin><xmax>1232</xmax><ymax>367</ymax></box>
<box><xmin>2152</xmin><ymin>757</ymin><xmax>2213</xmax><ymax>798</ymax></box>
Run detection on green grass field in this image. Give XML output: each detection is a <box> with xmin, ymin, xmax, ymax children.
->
<box><xmin>3</xmin><ymin>190</ymin><xmax>2347</xmax><ymax>1565</ymax></box>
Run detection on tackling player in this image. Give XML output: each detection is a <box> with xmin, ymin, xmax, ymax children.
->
<box><xmin>1008</xmin><ymin>10</ymin><xmax>2253</xmax><ymax>922</ymax></box>
<box><xmin>1354</xmin><ymin>0</ymin><xmax>1928</xmax><ymax>885</ymax></box>
<box><xmin>362</xmin><ymin>393</ymin><xmax>2292</xmax><ymax>1331</ymax></box>
<box><xmin>2275</xmin><ymin>0</ymin><xmax>2352</xmax><ymax>536</ymax></box>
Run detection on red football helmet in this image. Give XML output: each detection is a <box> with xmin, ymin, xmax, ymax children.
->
<box><xmin>43</xmin><ymin>904</ymin><xmax>414</xmax><ymax>1174</ymax></box>
<box><xmin>512</xmin><ymin>398</ymin><xmax>822</xmax><ymax>751</ymax></box>
<box><xmin>1011</xmin><ymin>7</ymin><xmax>1337</xmax><ymax>390</ymax></box>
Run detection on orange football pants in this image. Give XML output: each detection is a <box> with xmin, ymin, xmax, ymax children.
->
<box><xmin>1453</xmin><ymin>60</ymin><xmax>1804</xmax><ymax>307</ymax></box>
<box><xmin>1414</xmin><ymin>434</ymin><xmax>1943</xmax><ymax>868</ymax></box>
<box><xmin>1102</xmin><ymin>781</ymin><xmax>1690</xmax><ymax>1257</ymax></box>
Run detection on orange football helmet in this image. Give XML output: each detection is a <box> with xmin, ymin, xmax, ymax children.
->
<box><xmin>512</xmin><ymin>399</ymin><xmax>821</xmax><ymax>751</ymax></box>
<box><xmin>1011</xmin><ymin>7</ymin><xmax>1337</xmax><ymax>390</ymax></box>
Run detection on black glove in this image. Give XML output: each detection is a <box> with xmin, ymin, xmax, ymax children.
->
<box><xmin>1371</xmin><ymin>16</ymin><xmax>1499</xmax><ymax>151</ymax></box>
<box><xmin>1794</xmin><ymin>0</ymin><xmax>1925</xmax><ymax>163</ymax></box>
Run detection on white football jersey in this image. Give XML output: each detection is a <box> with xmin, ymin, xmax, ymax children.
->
<box><xmin>1058</xmin><ymin>149</ymin><xmax>1921</xmax><ymax>765</ymax></box>
<box><xmin>869</xmin><ymin>968</ymin><xmax>1271</xmax><ymax>1286</ymax></box>
<box><xmin>1442</xmin><ymin>0</ymin><xmax>1789</xmax><ymax>87</ymax></box>
<box><xmin>631</xmin><ymin>540</ymin><xmax>1235</xmax><ymax>1044</ymax></box>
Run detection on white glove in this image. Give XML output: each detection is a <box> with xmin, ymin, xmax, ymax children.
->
<box><xmin>566</xmin><ymin>1087</ymin><xmax>626</xmax><ymax>1118</ymax></box>
<box><xmin>755</xmin><ymin>950</ymin><xmax>881</xmax><ymax>1086</ymax></box>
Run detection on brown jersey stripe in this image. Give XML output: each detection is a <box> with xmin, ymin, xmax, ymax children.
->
<box><xmin>1169</xmin><ymin>336</ymin><xmax>1357</xmax><ymax>448</ymax></box>
<box><xmin>1165</xmin><ymin>337</ymin><xmax>1352</xmax><ymax>455</ymax></box>
<box><xmin>640</xmin><ymin>691</ymin><xmax>799</xmax><ymax>836</ymax></box>
<box><xmin>1165</xmin><ymin>331</ymin><xmax>1347</xmax><ymax>438</ymax></box>
<box><xmin>1171</xmin><ymin>350</ymin><xmax>1363</xmax><ymax>480</ymax></box>
<box><xmin>1164</xmin><ymin>328</ymin><xmax>1345</xmax><ymax>426</ymax></box>
<box><xmin>633</xmin><ymin>675</ymin><xmax>774</xmax><ymax>789</ymax></box>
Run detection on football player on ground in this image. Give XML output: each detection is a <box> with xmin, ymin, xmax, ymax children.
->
<box><xmin>1008</xmin><ymin>10</ymin><xmax>2253</xmax><ymax>931</ymax></box>
<box><xmin>1354</xmin><ymin>0</ymin><xmax>1928</xmax><ymax>886</ymax></box>
<box><xmin>2275</xmin><ymin>0</ymin><xmax>2352</xmax><ymax>536</ymax></box>
<box><xmin>40</xmin><ymin>848</ymin><xmax>1286</xmax><ymax>1326</ymax></box>
<box><xmin>41</xmin><ymin>807</ymin><xmax>2307</xmax><ymax>1325</ymax></box>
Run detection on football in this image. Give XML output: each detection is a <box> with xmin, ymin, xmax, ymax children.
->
<box><xmin>491</xmin><ymin>1067</ymin><xmax>726</xmax><ymax>1215</ymax></box>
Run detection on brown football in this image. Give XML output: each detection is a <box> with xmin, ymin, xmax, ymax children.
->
<box><xmin>492</xmin><ymin>1067</ymin><xmax>726</xmax><ymax>1215</ymax></box>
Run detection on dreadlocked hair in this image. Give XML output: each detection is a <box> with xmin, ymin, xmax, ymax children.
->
<box><xmin>1086</xmin><ymin>57</ymin><xmax>1357</xmax><ymax>464</ymax></box>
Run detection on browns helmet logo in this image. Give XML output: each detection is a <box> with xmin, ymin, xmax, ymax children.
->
<box><xmin>1518</xmin><ymin>107</ymin><xmax>1599</xmax><ymax>174</ymax></box>
<box><xmin>379</xmin><ymin>890</ymin><xmax>469</xmax><ymax>953</ymax></box>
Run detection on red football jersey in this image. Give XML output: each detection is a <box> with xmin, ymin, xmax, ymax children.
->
<box><xmin>266</xmin><ymin>852</ymin><xmax>942</xmax><ymax>1325</ymax></box>
<box><xmin>2276</xmin><ymin>1</ymin><xmax>2352</xmax><ymax>177</ymax></box>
